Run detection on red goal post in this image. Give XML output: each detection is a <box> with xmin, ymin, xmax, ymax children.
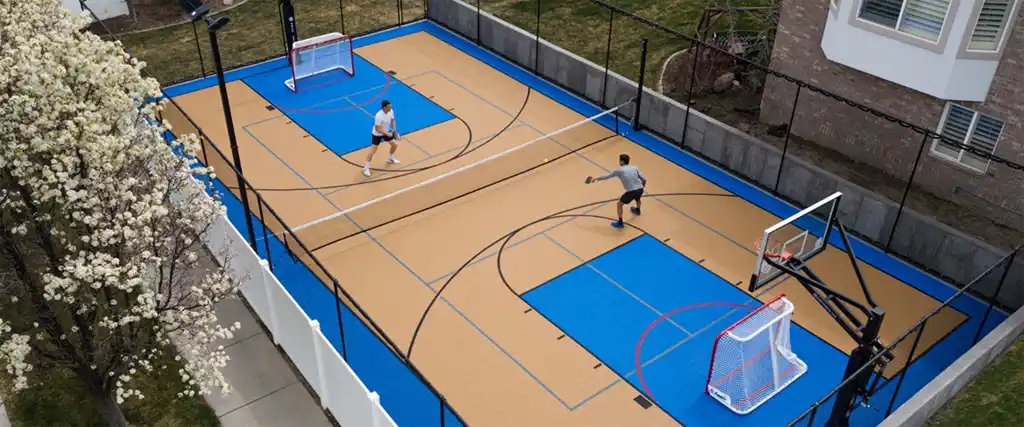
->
<box><xmin>705</xmin><ymin>294</ymin><xmax>808</xmax><ymax>415</ymax></box>
<box><xmin>284</xmin><ymin>32</ymin><xmax>355</xmax><ymax>91</ymax></box>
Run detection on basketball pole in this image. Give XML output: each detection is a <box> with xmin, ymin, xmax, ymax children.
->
<box><xmin>827</xmin><ymin>307</ymin><xmax>884</xmax><ymax>427</ymax></box>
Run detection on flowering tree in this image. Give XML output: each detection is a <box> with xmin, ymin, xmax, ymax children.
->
<box><xmin>0</xmin><ymin>1</ymin><xmax>241</xmax><ymax>425</ymax></box>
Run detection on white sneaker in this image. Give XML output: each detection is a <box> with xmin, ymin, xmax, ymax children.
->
<box><xmin>387</xmin><ymin>156</ymin><xmax>400</xmax><ymax>164</ymax></box>
<box><xmin>363</xmin><ymin>166</ymin><xmax>371</xmax><ymax>177</ymax></box>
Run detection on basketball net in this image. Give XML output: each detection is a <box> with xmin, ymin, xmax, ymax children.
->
<box><xmin>755</xmin><ymin>238</ymin><xmax>794</xmax><ymax>274</ymax></box>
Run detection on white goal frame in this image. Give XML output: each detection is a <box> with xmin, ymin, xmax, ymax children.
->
<box><xmin>284</xmin><ymin>32</ymin><xmax>355</xmax><ymax>91</ymax></box>
<box><xmin>706</xmin><ymin>294</ymin><xmax>808</xmax><ymax>415</ymax></box>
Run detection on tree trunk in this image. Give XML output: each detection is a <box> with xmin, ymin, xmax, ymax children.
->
<box><xmin>79</xmin><ymin>367</ymin><xmax>129</xmax><ymax>427</ymax></box>
<box><xmin>91</xmin><ymin>387</ymin><xmax>129</xmax><ymax>427</ymax></box>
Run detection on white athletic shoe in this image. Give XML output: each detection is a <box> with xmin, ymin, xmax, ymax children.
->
<box><xmin>363</xmin><ymin>166</ymin><xmax>371</xmax><ymax>177</ymax></box>
<box><xmin>387</xmin><ymin>156</ymin><xmax>400</xmax><ymax>164</ymax></box>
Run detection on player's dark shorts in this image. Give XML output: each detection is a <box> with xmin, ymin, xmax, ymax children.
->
<box><xmin>620</xmin><ymin>188</ymin><xmax>644</xmax><ymax>204</ymax></box>
<box><xmin>371</xmin><ymin>133</ymin><xmax>396</xmax><ymax>146</ymax></box>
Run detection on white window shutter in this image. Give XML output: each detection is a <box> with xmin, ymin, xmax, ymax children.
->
<box><xmin>898</xmin><ymin>0</ymin><xmax>952</xmax><ymax>40</ymax></box>
<box><xmin>969</xmin><ymin>0</ymin><xmax>1014</xmax><ymax>51</ymax></box>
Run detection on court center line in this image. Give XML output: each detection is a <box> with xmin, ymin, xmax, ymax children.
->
<box><xmin>241</xmin><ymin>122</ymin><xmax>576</xmax><ymax>409</ymax></box>
<box><xmin>539</xmin><ymin>233</ymin><xmax>692</xmax><ymax>336</ymax></box>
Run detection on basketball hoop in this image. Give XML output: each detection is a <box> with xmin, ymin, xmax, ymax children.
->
<box><xmin>755</xmin><ymin>238</ymin><xmax>793</xmax><ymax>274</ymax></box>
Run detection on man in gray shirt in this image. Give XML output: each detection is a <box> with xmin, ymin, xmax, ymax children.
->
<box><xmin>586</xmin><ymin>153</ymin><xmax>647</xmax><ymax>228</ymax></box>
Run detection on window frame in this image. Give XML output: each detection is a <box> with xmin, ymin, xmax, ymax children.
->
<box><xmin>931</xmin><ymin>103</ymin><xmax>1004</xmax><ymax>173</ymax></box>
<box><xmin>959</xmin><ymin>0</ymin><xmax>1022</xmax><ymax>59</ymax></box>
<box><xmin>851</xmin><ymin>0</ymin><xmax>958</xmax><ymax>52</ymax></box>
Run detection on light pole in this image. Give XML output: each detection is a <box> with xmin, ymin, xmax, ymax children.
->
<box><xmin>206</xmin><ymin>16</ymin><xmax>258</xmax><ymax>248</ymax></box>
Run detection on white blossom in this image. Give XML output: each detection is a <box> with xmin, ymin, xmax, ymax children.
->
<box><xmin>0</xmin><ymin>0</ymin><xmax>241</xmax><ymax>421</ymax></box>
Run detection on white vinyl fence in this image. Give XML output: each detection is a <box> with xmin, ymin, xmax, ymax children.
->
<box><xmin>203</xmin><ymin>201</ymin><xmax>398</xmax><ymax>427</ymax></box>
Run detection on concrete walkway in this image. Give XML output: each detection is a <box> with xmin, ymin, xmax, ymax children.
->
<box><xmin>0</xmin><ymin>399</ymin><xmax>10</xmax><ymax>427</ymax></box>
<box><xmin>205</xmin><ymin>295</ymin><xmax>334</xmax><ymax>427</ymax></box>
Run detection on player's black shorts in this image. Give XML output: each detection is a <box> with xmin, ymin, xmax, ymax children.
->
<box><xmin>371</xmin><ymin>133</ymin><xmax>396</xmax><ymax>146</ymax></box>
<box><xmin>620</xmin><ymin>188</ymin><xmax>644</xmax><ymax>204</ymax></box>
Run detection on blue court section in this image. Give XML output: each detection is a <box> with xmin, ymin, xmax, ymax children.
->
<box><xmin>240</xmin><ymin>57</ymin><xmax>453</xmax><ymax>156</ymax></box>
<box><xmin>523</xmin><ymin>235</ymin><xmax>849</xmax><ymax>426</ymax></box>
<box><xmin>163</xmin><ymin>20</ymin><xmax>1012</xmax><ymax>427</ymax></box>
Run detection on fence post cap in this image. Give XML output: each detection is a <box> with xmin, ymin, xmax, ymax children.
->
<box><xmin>309</xmin><ymin>319</ymin><xmax>320</xmax><ymax>329</ymax></box>
<box><xmin>369</xmin><ymin>391</ymin><xmax>380</xmax><ymax>402</ymax></box>
<box><xmin>259</xmin><ymin>259</ymin><xmax>270</xmax><ymax>268</ymax></box>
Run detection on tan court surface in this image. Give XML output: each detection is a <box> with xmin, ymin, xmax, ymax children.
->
<box><xmin>166</xmin><ymin>31</ymin><xmax>966</xmax><ymax>426</ymax></box>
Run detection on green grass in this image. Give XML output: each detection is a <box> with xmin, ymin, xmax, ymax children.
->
<box><xmin>928</xmin><ymin>337</ymin><xmax>1024</xmax><ymax>427</ymax></box>
<box><xmin>481</xmin><ymin>0</ymin><xmax>772</xmax><ymax>89</ymax></box>
<box><xmin>2</xmin><ymin>350</ymin><xmax>219</xmax><ymax>427</ymax></box>
<box><xmin>113</xmin><ymin>0</ymin><xmax>424</xmax><ymax>85</ymax></box>
<box><xmin>105</xmin><ymin>0</ymin><xmax>769</xmax><ymax>87</ymax></box>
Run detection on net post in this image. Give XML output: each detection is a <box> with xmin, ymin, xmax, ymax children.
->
<box><xmin>632</xmin><ymin>38</ymin><xmax>649</xmax><ymax>131</ymax></box>
<box><xmin>826</xmin><ymin>306</ymin><xmax>885</xmax><ymax>427</ymax></box>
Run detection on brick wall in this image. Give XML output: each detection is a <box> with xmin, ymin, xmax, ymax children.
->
<box><xmin>760</xmin><ymin>1</ymin><xmax>1024</xmax><ymax>233</ymax></box>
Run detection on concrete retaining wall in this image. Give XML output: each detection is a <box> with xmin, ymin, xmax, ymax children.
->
<box><xmin>426</xmin><ymin>0</ymin><xmax>1024</xmax><ymax>309</ymax></box>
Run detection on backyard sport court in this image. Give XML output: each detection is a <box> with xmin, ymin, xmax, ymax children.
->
<box><xmin>161</xmin><ymin>21</ymin><xmax>1009</xmax><ymax>427</ymax></box>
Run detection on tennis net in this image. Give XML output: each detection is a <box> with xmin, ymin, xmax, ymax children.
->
<box><xmin>290</xmin><ymin>99</ymin><xmax>633</xmax><ymax>252</ymax></box>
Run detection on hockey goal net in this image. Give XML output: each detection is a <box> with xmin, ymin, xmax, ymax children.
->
<box><xmin>285</xmin><ymin>33</ymin><xmax>355</xmax><ymax>91</ymax></box>
<box><xmin>706</xmin><ymin>295</ymin><xmax>807</xmax><ymax>414</ymax></box>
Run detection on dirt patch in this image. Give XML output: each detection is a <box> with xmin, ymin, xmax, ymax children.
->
<box><xmin>661</xmin><ymin>59</ymin><xmax>1023</xmax><ymax>250</ymax></box>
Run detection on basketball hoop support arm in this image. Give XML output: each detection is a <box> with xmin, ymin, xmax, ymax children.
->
<box><xmin>763</xmin><ymin>220</ymin><xmax>888</xmax><ymax>427</ymax></box>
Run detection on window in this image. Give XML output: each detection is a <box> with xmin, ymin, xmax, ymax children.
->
<box><xmin>858</xmin><ymin>0</ymin><xmax>952</xmax><ymax>41</ymax></box>
<box><xmin>968</xmin><ymin>0</ymin><xmax>1015</xmax><ymax>51</ymax></box>
<box><xmin>933</xmin><ymin>104</ymin><xmax>1004</xmax><ymax>171</ymax></box>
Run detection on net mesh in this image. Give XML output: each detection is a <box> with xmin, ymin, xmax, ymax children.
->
<box><xmin>289</xmin><ymin>102</ymin><xmax>628</xmax><ymax>252</ymax></box>
<box><xmin>707</xmin><ymin>296</ymin><xmax>807</xmax><ymax>415</ymax></box>
<box><xmin>287</xmin><ymin>33</ymin><xmax>354</xmax><ymax>91</ymax></box>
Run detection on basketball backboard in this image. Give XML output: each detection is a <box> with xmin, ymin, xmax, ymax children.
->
<box><xmin>749</xmin><ymin>192</ymin><xmax>842</xmax><ymax>292</ymax></box>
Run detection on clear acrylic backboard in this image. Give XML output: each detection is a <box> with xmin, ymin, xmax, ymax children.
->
<box><xmin>749</xmin><ymin>192</ymin><xmax>842</xmax><ymax>292</ymax></box>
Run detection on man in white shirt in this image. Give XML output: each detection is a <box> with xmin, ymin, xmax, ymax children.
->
<box><xmin>364</xmin><ymin>100</ymin><xmax>400</xmax><ymax>177</ymax></box>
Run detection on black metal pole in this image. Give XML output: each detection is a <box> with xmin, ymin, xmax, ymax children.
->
<box><xmin>476</xmin><ymin>0</ymin><xmax>481</xmax><ymax>44</ymax></box>
<box><xmin>680</xmin><ymin>40</ymin><xmax>700</xmax><ymax>147</ymax></box>
<box><xmin>774</xmin><ymin>85</ymin><xmax>801</xmax><ymax>192</ymax></box>
<box><xmin>258</xmin><ymin>201</ymin><xmax>273</xmax><ymax>272</ymax></box>
<box><xmin>332</xmin><ymin>280</ymin><xmax>348</xmax><ymax>360</ymax></box>
<box><xmin>886</xmin><ymin>132</ymin><xmax>931</xmax><ymax>252</ymax></box>
<box><xmin>806</xmin><ymin>406</ymin><xmax>819</xmax><ymax>426</ymax></box>
<box><xmin>973</xmin><ymin>249</ymin><xmax>1017</xmax><ymax>343</ymax></box>
<box><xmin>440</xmin><ymin>398</ymin><xmax>446</xmax><ymax>427</ymax></box>
<box><xmin>601</xmin><ymin>8</ymin><xmax>613</xmax><ymax>107</ymax></box>
<box><xmin>208</xmin><ymin>18</ymin><xmax>258</xmax><ymax>249</ymax></box>
<box><xmin>632</xmin><ymin>38</ymin><xmax>649</xmax><ymax>131</ymax></box>
<box><xmin>191</xmin><ymin>21</ymin><xmax>207</xmax><ymax>77</ymax></box>
<box><xmin>885</xmin><ymin>320</ymin><xmax>927</xmax><ymax>416</ymax></box>
<box><xmin>533</xmin><ymin>0</ymin><xmax>541</xmax><ymax>74</ymax></box>
<box><xmin>339</xmin><ymin>0</ymin><xmax>346</xmax><ymax>35</ymax></box>
<box><xmin>826</xmin><ymin>306</ymin><xmax>885</xmax><ymax>427</ymax></box>
<box><xmin>397</xmin><ymin>0</ymin><xmax>403</xmax><ymax>25</ymax></box>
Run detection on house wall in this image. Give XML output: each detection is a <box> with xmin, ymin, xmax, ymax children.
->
<box><xmin>761</xmin><ymin>1</ymin><xmax>1024</xmax><ymax>232</ymax></box>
